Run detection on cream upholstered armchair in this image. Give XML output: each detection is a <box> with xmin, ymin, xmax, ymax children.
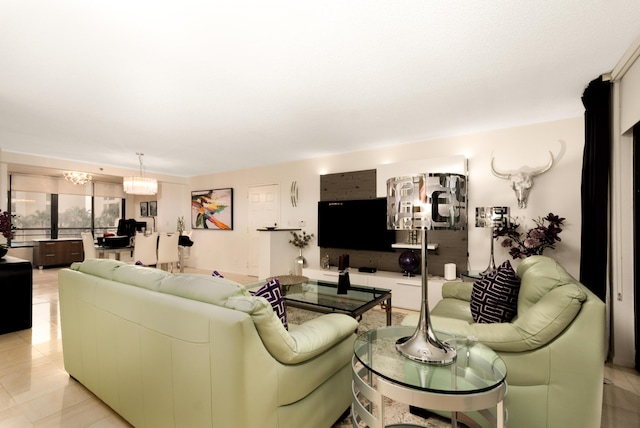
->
<box><xmin>403</xmin><ymin>256</ymin><xmax>606</xmax><ymax>428</ymax></box>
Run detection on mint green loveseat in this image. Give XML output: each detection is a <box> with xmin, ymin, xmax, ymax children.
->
<box><xmin>58</xmin><ymin>259</ymin><xmax>358</xmax><ymax>428</ymax></box>
<box><xmin>403</xmin><ymin>255</ymin><xmax>605</xmax><ymax>428</ymax></box>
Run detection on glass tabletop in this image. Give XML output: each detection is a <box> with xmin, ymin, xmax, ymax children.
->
<box><xmin>248</xmin><ymin>278</ymin><xmax>391</xmax><ymax>312</ymax></box>
<box><xmin>354</xmin><ymin>326</ymin><xmax>506</xmax><ymax>395</ymax></box>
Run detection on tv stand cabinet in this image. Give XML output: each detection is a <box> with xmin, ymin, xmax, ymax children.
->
<box><xmin>303</xmin><ymin>267</ymin><xmax>446</xmax><ymax>312</ymax></box>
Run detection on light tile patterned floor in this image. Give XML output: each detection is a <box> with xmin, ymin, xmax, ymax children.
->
<box><xmin>0</xmin><ymin>262</ymin><xmax>638</xmax><ymax>427</ymax></box>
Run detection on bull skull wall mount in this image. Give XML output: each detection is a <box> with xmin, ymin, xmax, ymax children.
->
<box><xmin>490</xmin><ymin>151</ymin><xmax>554</xmax><ymax>209</ymax></box>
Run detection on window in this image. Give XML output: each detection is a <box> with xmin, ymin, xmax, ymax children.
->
<box><xmin>10</xmin><ymin>190</ymin><xmax>124</xmax><ymax>246</ymax></box>
<box><xmin>9</xmin><ymin>174</ymin><xmax>126</xmax><ymax>246</ymax></box>
<box><xmin>94</xmin><ymin>196</ymin><xmax>123</xmax><ymax>236</ymax></box>
<box><xmin>57</xmin><ymin>194</ymin><xmax>92</xmax><ymax>238</ymax></box>
<box><xmin>11</xmin><ymin>191</ymin><xmax>52</xmax><ymax>245</ymax></box>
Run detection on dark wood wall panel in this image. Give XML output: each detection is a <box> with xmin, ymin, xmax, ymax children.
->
<box><xmin>318</xmin><ymin>169</ymin><xmax>468</xmax><ymax>277</ymax></box>
<box><xmin>320</xmin><ymin>169</ymin><xmax>377</xmax><ymax>201</ymax></box>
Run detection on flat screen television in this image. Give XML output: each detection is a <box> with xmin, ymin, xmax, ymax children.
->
<box><xmin>317</xmin><ymin>198</ymin><xmax>395</xmax><ymax>252</ymax></box>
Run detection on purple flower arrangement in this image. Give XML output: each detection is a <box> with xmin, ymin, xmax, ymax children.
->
<box><xmin>494</xmin><ymin>213</ymin><xmax>565</xmax><ymax>259</ymax></box>
<box><xmin>0</xmin><ymin>210</ymin><xmax>16</xmax><ymax>251</ymax></box>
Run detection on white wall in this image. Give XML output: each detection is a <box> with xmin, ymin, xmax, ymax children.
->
<box><xmin>187</xmin><ymin>117</ymin><xmax>585</xmax><ymax>279</ymax></box>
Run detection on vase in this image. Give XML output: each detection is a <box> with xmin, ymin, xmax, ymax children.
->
<box><xmin>0</xmin><ymin>247</ymin><xmax>7</xmax><ymax>259</ymax></box>
<box><xmin>294</xmin><ymin>248</ymin><xmax>306</xmax><ymax>276</ymax></box>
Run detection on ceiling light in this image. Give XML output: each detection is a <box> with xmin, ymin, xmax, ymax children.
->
<box><xmin>123</xmin><ymin>153</ymin><xmax>157</xmax><ymax>195</ymax></box>
<box><xmin>63</xmin><ymin>171</ymin><xmax>92</xmax><ymax>185</ymax></box>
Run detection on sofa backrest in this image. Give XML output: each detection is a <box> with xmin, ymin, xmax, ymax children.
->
<box><xmin>516</xmin><ymin>255</ymin><xmax>584</xmax><ymax>313</ymax></box>
<box><xmin>71</xmin><ymin>258</ymin><xmax>250</xmax><ymax>304</ymax></box>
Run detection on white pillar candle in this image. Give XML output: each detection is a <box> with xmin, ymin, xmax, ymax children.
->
<box><xmin>444</xmin><ymin>263</ymin><xmax>457</xmax><ymax>280</ymax></box>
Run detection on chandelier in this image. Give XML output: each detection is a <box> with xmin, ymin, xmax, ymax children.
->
<box><xmin>63</xmin><ymin>171</ymin><xmax>92</xmax><ymax>186</ymax></box>
<box><xmin>123</xmin><ymin>153</ymin><xmax>158</xmax><ymax>195</ymax></box>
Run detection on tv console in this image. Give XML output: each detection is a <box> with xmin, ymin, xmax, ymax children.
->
<box><xmin>303</xmin><ymin>267</ymin><xmax>447</xmax><ymax>312</ymax></box>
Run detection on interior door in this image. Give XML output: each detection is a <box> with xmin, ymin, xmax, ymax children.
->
<box><xmin>247</xmin><ymin>184</ymin><xmax>280</xmax><ymax>276</ymax></box>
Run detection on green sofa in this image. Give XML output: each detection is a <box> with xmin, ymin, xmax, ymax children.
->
<box><xmin>58</xmin><ymin>259</ymin><xmax>358</xmax><ymax>428</ymax></box>
<box><xmin>403</xmin><ymin>255</ymin><xmax>605</xmax><ymax>428</ymax></box>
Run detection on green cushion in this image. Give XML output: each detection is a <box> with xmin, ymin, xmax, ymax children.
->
<box><xmin>516</xmin><ymin>255</ymin><xmax>576</xmax><ymax>313</ymax></box>
<box><xmin>71</xmin><ymin>258</ymin><xmax>126</xmax><ymax>279</ymax></box>
<box><xmin>159</xmin><ymin>273</ymin><xmax>249</xmax><ymax>305</ymax></box>
<box><xmin>441</xmin><ymin>281</ymin><xmax>473</xmax><ymax>301</ymax></box>
<box><xmin>112</xmin><ymin>264</ymin><xmax>170</xmax><ymax>291</ymax></box>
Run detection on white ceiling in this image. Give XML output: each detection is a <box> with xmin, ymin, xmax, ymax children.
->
<box><xmin>1</xmin><ymin>1</ymin><xmax>640</xmax><ymax>177</ymax></box>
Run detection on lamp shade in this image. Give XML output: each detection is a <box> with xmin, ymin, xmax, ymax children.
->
<box><xmin>475</xmin><ymin>206</ymin><xmax>510</xmax><ymax>228</ymax></box>
<box><xmin>123</xmin><ymin>176</ymin><xmax>158</xmax><ymax>195</ymax></box>
<box><xmin>387</xmin><ymin>173</ymin><xmax>466</xmax><ymax>231</ymax></box>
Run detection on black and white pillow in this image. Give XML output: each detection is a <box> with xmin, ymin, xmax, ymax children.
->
<box><xmin>254</xmin><ymin>278</ymin><xmax>288</xmax><ymax>330</ymax></box>
<box><xmin>470</xmin><ymin>260</ymin><xmax>521</xmax><ymax>324</ymax></box>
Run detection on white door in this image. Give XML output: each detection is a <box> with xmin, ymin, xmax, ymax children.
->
<box><xmin>247</xmin><ymin>184</ymin><xmax>280</xmax><ymax>276</ymax></box>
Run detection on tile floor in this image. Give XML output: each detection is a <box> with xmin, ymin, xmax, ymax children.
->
<box><xmin>0</xmin><ymin>264</ymin><xmax>639</xmax><ymax>427</ymax></box>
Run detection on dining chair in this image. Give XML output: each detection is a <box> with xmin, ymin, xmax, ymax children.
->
<box><xmin>81</xmin><ymin>232</ymin><xmax>97</xmax><ymax>260</ymax></box>
<box><xmin>133</xmin><ymin>232</ymin><xmax>158</xmax><ymax>266</ymax></box>
<box><xmin>157</xmin><ymin>232</ymin><xmax>180</xmax><ymax>272</ymax></box>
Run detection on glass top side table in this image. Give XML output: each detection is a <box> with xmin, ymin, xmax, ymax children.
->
<box><xmin>352</xmin><ymin>326</ymin><xmax>507</xmax><ymax>428</ymax></box>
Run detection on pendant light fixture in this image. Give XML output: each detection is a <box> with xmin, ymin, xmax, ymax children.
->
<box><xmin>63</xmin><ymin>171</ymin><xmax>92</xmax><ymax>185</ymax></box>
<box><xmin>123</xmin><ymin>153</ymin><xmax>157</xmax><ymax>195</ymax></box>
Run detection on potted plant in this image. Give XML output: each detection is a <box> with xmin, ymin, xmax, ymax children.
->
<box><xmin>289</xmin><ymin>230</ymin><xmax>314</xmax><ymax>275</ymax></box>
<box><xmin>0</xmin><ymin>210</ymin><xmax>16</xmax><ymax>258</ymax></box>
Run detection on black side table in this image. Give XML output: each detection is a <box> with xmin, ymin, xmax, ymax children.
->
<box><xmin>460</xmin><ymin>270</ymin><xmax>484</xmax><ymax>282</ymax></box>
<box><xmin>0</xmin><ymin>255</ymin><xmax>33</xmax><ymax>334</ymax></box>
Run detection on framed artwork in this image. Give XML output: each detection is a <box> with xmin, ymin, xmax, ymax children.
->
<box><xmin>140</xmin><ymin>202</ymin><xmax>149</xmax><ymax>217</ymax></box>
<box><xmin>191</xmin><ymin>188</ymin><xmax>233</xmax><ymax>230</ymax></box>
<box><xmin>149</xmin><ymin>201</ymin><xmax>157</xmax><ymax>217</ymax></box>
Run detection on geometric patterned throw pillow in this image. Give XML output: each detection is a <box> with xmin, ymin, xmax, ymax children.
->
<box><xmin>470</xmin><ymin>260</ymin><xmax>521</xmax><ymax>324</ymax></box>
<box><xmin>254</xmin><ymin>278</ymin><xmax>288</xmax><ymax>330</ymax></box>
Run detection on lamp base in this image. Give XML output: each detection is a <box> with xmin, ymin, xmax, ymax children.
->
<box><xmin>481</xmin><ymin>262</ymin><xmax>495</xmax><ymax>276</ymax></box>
<box><xmin>396</xmin><ymin>329</ymin><xmax>456</xmax><ymax>365</ymax></box>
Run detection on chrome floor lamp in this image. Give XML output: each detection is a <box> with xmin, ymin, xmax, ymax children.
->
<box><xmin>387</xmin><ymin>173</ymin><xmax>466</xmax><ymax>364</ymax></box>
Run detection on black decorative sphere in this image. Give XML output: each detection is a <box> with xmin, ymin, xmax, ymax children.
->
<box><xmin>398</xmin><ymin>251</ymin><xmax>420</xmax><ymax>276</ymax></box>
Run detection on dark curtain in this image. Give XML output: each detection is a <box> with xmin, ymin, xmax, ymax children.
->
<box><xmin>634</xmin><ymin>124</ymin><xmax>640</xmax><ymax>371</ymax></box>
<box><xmin>579</xmin><ymin>76</ymin><xmax>611</xmax><ymax>302</ymax></box>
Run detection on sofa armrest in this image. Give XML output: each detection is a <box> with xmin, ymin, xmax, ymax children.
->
<box><xmin>287</xmin><ymin>315</ymin><xmax>359</xmax><ymax>360</ymax></box>
<box><xmin>441</xmin><ymin>281</ymin><xmax>473</xmax><ymax>301</ymax></box>
<box><xmin>225</xmin><ymin>296</ymin><xmax>358</xmax><ymax>364</ymax></box>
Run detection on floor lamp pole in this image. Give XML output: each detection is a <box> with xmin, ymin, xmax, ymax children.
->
<box><xmin>481</xmin><ymin>226</ymin><xmax>496</xmax><ymax>275</ymax></box>
<box><xmin>395</xmin><ymin>228</ymin><xmax>457</xmax><ymax>364</ymax></box>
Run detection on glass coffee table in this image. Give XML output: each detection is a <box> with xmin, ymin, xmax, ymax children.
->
<box><xmin>247</xmin><ymin>278</ymin><xmax>392</xmax><ymax>326</ymax></box>
<box><xmin>352</xmin><ymin>326</ymin><xmax>507</xmax><ymax>428</ymax></box>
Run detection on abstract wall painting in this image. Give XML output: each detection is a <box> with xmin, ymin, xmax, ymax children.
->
<box><xmin>191</xmin><ymin>188</ymin><xmax>233</xmax><ymax>230</ymax></box>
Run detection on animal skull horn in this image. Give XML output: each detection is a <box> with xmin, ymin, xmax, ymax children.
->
<box><xmin>490</xmin><ymin>151</ymin><xmax>554</xmax><ymax>209</ymax></box>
